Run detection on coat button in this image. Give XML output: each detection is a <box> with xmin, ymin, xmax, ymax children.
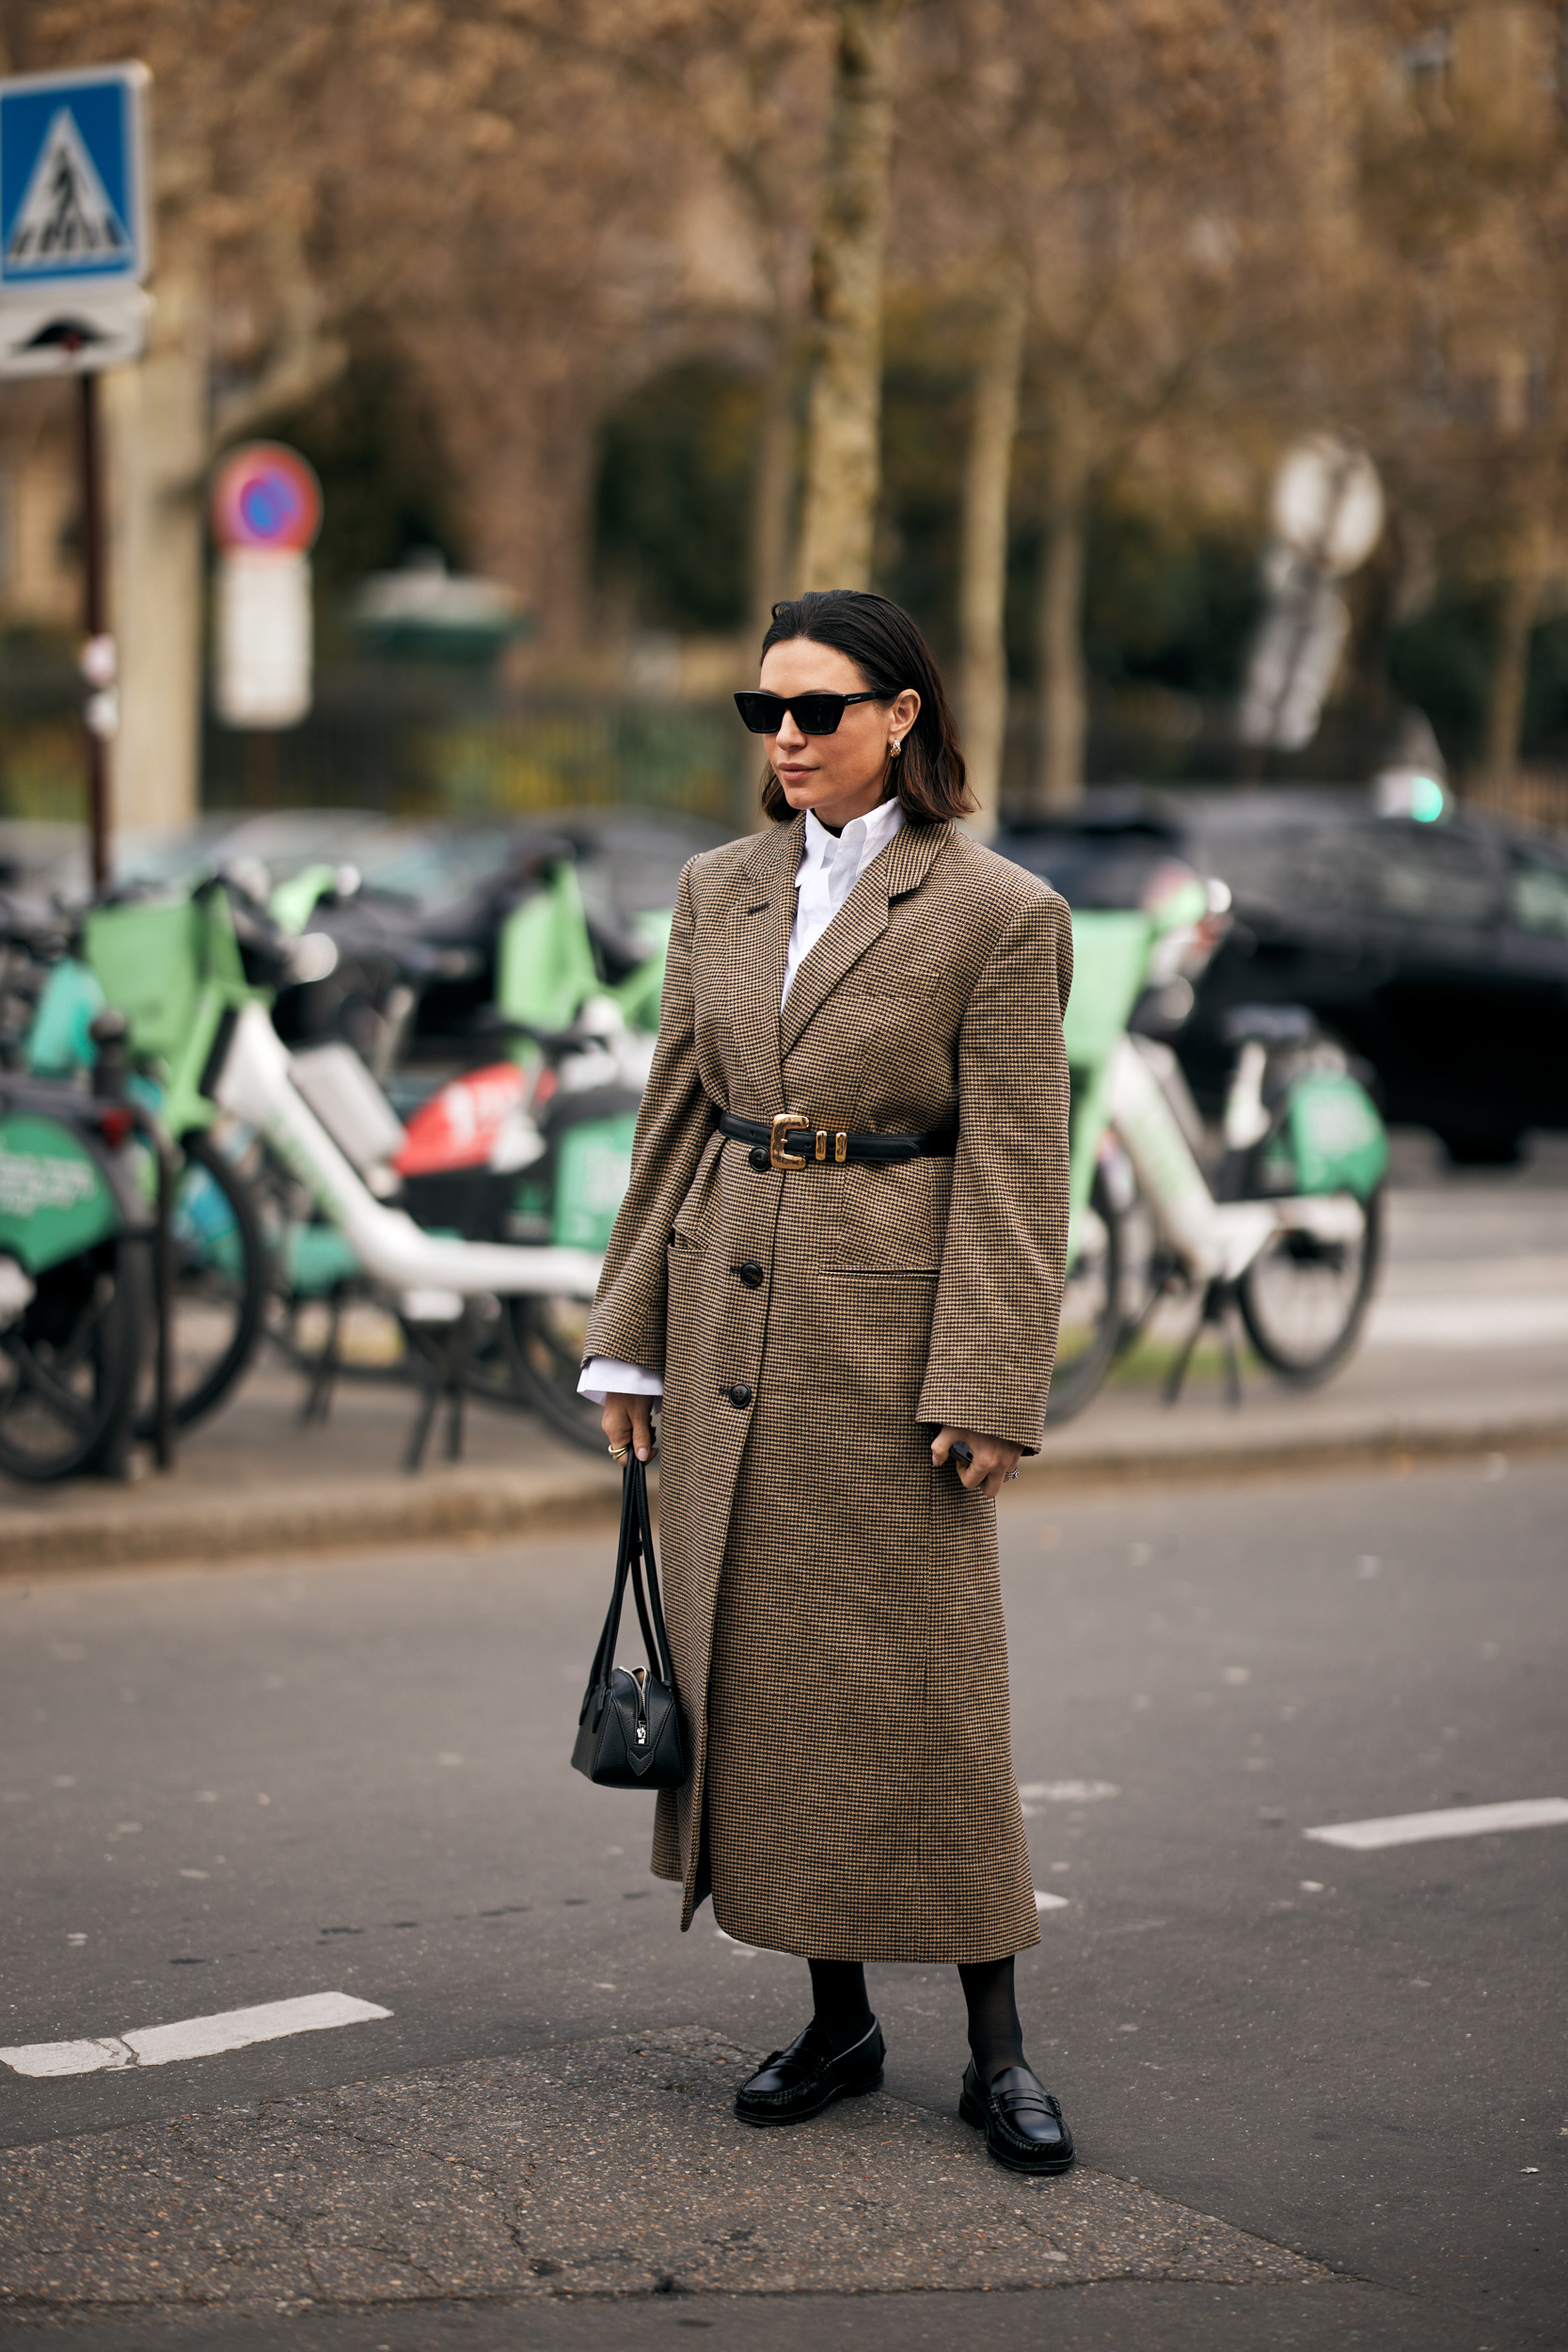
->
<box><xmin>748</xmin><ymin>1144</ymin><xmax>770</xmax><ymax>1170</ymax></box>
<box><xmin>734</xmin><ymin>1261</ymin><xmax>764</xmax><ymax>1289</ymax></box>
<box><xmin>725</xmin><ymin>1383</ymin><xmax>752</xmax><ymax>1408</ymax></box>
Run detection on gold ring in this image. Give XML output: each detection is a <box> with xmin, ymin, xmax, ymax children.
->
<box><xmin>609</xmin><ymin>1444</ymin><xmax>630</xmax><ymax>1464</ymax></box>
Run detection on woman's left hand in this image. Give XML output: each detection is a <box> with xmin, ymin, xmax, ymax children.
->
<box><xmin>931</xmin><ymin>1426</ymin><xmax>1022</xmax><ymax>1499</ymax></box>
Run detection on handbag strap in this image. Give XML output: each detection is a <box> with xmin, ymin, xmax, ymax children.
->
<box><xmin>578</xmin><ymin>1459</ymin><xmax>677</xmax><ymax>1723</ymax></box>
<box><xmin>625</xmin><ymin>1458</ymin><xmax>676</xmax><ymax>1692</ymax></box>
<box><xmin>578</xmin><ymin>1464</ymin><xmax>637</xmax><ymax>1724</ymax></box>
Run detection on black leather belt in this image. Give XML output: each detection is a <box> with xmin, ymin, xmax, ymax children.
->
<box><xmin>717</xmin><ymin>1108</ymin><xmax>956</xmax><ymax>1171</ymax></box>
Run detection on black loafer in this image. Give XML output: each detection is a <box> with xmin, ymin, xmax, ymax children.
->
<box><xmin>959</xmin><ymin>2059</ymin><xmax>1075</xmax><ymax>2173</ymax></box>
<box><xmin>735</xmin><ymin>2017</ymin><xmax>885</xmax><ymax>2126</ymax></box>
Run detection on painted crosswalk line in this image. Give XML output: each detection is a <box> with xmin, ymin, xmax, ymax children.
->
<box><xmin>1304</xmin><ymin>1797</ymin><xmax>1568</xmax><ymax>1852</ymax></box>
<box><xmin>1368</xmin><ymin>1295</ymin><xmax>1568</xmax><ymax>1348</ymax></box>
<box><xmin>1034</xmin><ymin>1889</ymin><xmax>1069</xmax><ymax>1912</ymax></box>
<box><xmin>0</xmin><ymin>1990</ymin><xmax>391</xmax><ymax>2079</ymax></box>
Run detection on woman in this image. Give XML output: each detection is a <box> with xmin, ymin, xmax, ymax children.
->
<box><xmin>579</xmin><ymin>590</ymin><xmax>1074</xmax><ymax>2174</ymax></box>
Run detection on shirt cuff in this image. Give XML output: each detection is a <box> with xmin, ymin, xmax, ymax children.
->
<box><xmin>578</xmin><ymin>1357</ymin><xmax>665</xmax><ymax>1405</ymax></box>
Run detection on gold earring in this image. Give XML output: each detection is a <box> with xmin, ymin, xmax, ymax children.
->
<box><xmin>890</xmin><ymin>739</ymin><xmax>901</xmax><ymax>755</ymax></box>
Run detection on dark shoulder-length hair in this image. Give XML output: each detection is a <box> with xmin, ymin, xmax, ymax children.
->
<box><xmin>757</xmin><ymin>589</ymin><xmax>974</xmax><ymax>824</ymax></box>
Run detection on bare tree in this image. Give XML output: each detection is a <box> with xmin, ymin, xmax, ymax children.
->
<box><xmin>958</xmin><ymin>266</ymin><xmax>1026</xmax><ymax>834</ymax></box>
<box><xmin>897</xmin><ymin>0</ymin><xmax>1304</xmax><ymax>810</ymax></box>
<box><xmin>798</xmin><ymin>0</ymin><xmax>907</xmax><ymax>590</ymax></box>
<box><xmin>1342</xmin><ymin>2</ymin><xmax>1568</xmax><ymax>788</ymax></box>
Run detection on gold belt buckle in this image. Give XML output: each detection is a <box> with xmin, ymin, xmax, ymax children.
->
<box><xmin>769</xmin><ymin>1110</ymin><xmax>811</xmax><ymax>1169</ymax></box>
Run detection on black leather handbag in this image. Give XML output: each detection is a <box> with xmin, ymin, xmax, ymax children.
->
<box><xmin>572</xmin><ymin>1457</ymin><xmax>689</xmax><ymax>1790</ymax></box>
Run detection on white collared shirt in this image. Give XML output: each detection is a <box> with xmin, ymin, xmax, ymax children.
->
<box><xmin>578</xmin><ymin>797</ymin><xmax>907</xmax><ymax>1405</ymax></box>
<box><xmin>781</xmin><ymin>795</ymin><xmax>906</xmax><ymax>1009</ymax></box>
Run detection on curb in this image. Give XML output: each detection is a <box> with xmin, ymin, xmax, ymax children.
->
<box><xmin>0</xmin><ymin>1464</ymin><xmax>624</xmax><ymax>1579</ymax></box>
<box><xmin>1021</xmin><ymin>1411</ymin><xmax>1568</xmax><ymax>1495</ymax></box>
<box><xmin>2</xmin><ymin>1413</ymin><xmax>1565</xmax><ymax>1580</ymax></box>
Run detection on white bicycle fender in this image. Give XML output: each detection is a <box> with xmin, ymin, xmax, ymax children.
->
<box><xmin>213</xmin><ymin>1003</ymin><xmax>602</xmax><ymax>1300</ymax></box>
<box><xmin>1104</xmin><ymin>1035</ymin><xmax>1227</xmax><ymax>1279</ymax></box>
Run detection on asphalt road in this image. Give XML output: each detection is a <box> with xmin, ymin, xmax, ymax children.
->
<box><xmin>1</xmin><ymin>1454</ymin><xmax>1564</xmax><ymax>2348</ymax></box>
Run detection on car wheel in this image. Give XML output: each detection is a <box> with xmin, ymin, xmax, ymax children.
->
<box><xmin>1436</xmin><ymin>1128</ymin><xmax>1524</xmax><ymax>1168</ymax></box>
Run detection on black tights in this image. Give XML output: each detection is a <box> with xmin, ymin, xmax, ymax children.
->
<box><xmin>807</xmin><ymin>1954</ymin><xmax>1025</xmax><ymax>2082</ymax></box>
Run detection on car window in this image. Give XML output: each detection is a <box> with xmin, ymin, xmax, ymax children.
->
<box><xmin>1192</xmin><ymin>820</ymin><xmax>1504</xmax><ymax>926</ymax></box>
<box><xmin>1349</xmin><ymin>827</ymin><xmax>1501</xmax><ymax>925</ymax></box>
<box><xmin>1188</xmin><ymin>827</ymin><xmax>1345</xmax><ymax>911</ymax></box>
<box><xmin>1509</xmin><ymin>849</ymin><xmax>1568</xmax><ymax>938</ymax></box>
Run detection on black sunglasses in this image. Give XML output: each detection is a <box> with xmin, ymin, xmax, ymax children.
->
<box><xmin>733</xmin><ymin>689</ymin><xmax>883</xmax><ymax>736</ymax></box>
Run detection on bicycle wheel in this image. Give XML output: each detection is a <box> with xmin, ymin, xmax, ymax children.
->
<box><xmin>135</xmin><ymin>1128</ymin><xmax>270</xmax><ymax>1437</ymax></box>
<box><xmin>1239</xmin><ymin>1186</ymin><xmax>1382</xmax><ymax>1385</ymax></box>
<box><xmin>1043</xmin><ymin>1166</ymin><xmax>1124</xmax><ymax>1427</ymax></box>
<box><xmin>0</xmin><ymin>1234</ymin><xmax>149</xmax><ymax>1481</ymax></box>
<box><xmin>501</xmin><ymin>1292</ymin><xmax>606</xmax><ymax>1453</ymax></box>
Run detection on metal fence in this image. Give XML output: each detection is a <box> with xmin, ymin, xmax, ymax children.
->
<box><xmin>1460</xmin><ymin>769</ymin><xmax>1568</xmax><ymax>838</ymax></box>
<box><xmin>202</xmin><ymin>668</ymin><xmax>749</xmax><ymax>827</ymax></box>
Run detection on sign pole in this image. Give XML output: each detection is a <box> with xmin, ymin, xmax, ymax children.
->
<box><xmin>0</xmin><ymin>60</ymin><xmax>152</xmax><ymax>889</ymax></box>
<box><xmin>78</xmin><ymin>368</ymin><xmax>110</xmax><ymax>891</ymax></box>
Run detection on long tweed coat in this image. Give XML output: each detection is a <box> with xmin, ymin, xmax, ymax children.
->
<box><xmin>583</xmin><ymin>812</ymin><xmax>1072</xmax><ymax>1964</ymax></box>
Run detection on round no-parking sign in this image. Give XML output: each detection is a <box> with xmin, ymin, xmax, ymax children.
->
<box><xmin>211</xmin><ymin>442</ymin><xmax>322</xmax><ymax>553</ymax></box>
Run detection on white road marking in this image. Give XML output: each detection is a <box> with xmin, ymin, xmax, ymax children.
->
<box><xmin>1368</xmin><ymin>1296</ymin><xmax>1568</xmax><ymax>1348</ymax></box>
<box><xmin>0</xmin><ymin>1990</ymin><xmax>390</xmax><ymax>2079</ymax></box>
<box><xmin>713</xmin><ymin>1926</ymin><xmax>759</xmax><ymax>1953</ymax></box>
<box><xmin>1034</xmin><ymin>1890</ymin><xmax>1069</xmax><ymax>1911</ymax></box>
<box><xmin>1019</xmin><ymin>1780</ymin><xmax>1119</xmax><ymax>1803</ymax></box>
<box><xmin>1304</xmin><ymin>1798</ymin><xmax>1568</xmax><ymax>1852</ymax></box>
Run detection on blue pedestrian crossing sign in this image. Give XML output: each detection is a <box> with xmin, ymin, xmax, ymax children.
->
<box><xmin>0</xmin><ymin>65</ymin><xmax>149</xmax><ymax>289</ymax></box>
<box><xmin>0</xmin><ymin>65</ymin><xmax>151</xmax><ymax>376</ymax></box>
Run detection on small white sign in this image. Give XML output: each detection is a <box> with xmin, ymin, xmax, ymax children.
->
<box><xmin>215</xmin><ymin>547</ymin><xmax>313</xmax><ymax>728</ymax></box>
<box><xmin>1273</xmin><ymin>435</ymin><xmax>1384</xmax><ymax>578</ymax></box>
<box><xmin>0</xmin><ymin>281</ymin><xmax>148</xmax><ymax>376</ymax></box>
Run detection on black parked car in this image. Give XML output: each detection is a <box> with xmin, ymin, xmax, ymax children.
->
<box><xmin>997</xmin><ymin>788</ymin><xmax>1568</xmax><ymax>1163</ymax></box>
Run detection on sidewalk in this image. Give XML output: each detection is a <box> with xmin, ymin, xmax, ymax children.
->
<box><xmin>3</xmin><ymin>1152</ymin><xmax>1565</xmax><ymax>1577</ymax></box>
<box><xmin>0</xmin><ymin>2026</ymin><xmax>1328</xmax><ymax>2320</ymax></box>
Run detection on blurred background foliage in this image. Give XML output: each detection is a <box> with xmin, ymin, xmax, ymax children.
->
<box><xmin>5</xmin><ymin>0</ymin><xmax>1568</xmax><ymax>836</ymax></box>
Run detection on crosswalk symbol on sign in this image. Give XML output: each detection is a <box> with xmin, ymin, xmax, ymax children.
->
<box><xmin>5</xmin><ymin>107</ymin><xmax>129</xmax><ymax>273</ymax></box>
<box><xmin>0</xmin><ymin>66</ymin><xmax>150</xmax><ymax>295</ymax></box>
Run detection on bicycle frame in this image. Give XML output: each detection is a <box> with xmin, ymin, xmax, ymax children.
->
<box><xmin>83</xmin><ymin>889</ymin><xmax>269</xmax><ymax>1142</ymax></box>
<box><xmin>212</xmin><ymin>1001</ymin><xmax>601</xmax><ymax>1304</ymax></box>
<box><xmin>1066</xmin><ymin>911</ymin><xmax>1373</xmax><ymax>1290</ymax></box>
<box><xmin>81</xmin><ymin>887</ymin><xmax>603</xmax><ymax>1310</ymax></box>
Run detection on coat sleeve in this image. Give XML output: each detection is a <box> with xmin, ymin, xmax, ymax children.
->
<box><xmin>915</xmin><ymin>884</ymin><xmax>1073</xmax><ymax>1454</ymax></box>
<box><xmin>581</xmin><ymin>856</ymin><xmax>716</xmax><ymax>1377</ymax></box>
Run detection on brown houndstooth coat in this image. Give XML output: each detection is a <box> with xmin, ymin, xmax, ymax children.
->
<box><xmin>583</xmin><ymin>812</ymin><xmax>1072</xmax><ymax>1963</ymax></box>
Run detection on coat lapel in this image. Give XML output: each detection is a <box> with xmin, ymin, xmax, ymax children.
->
<box><xmin>779</xmin><ymin>820</ymin><xmax>947</xmax><ymax>1061</ymax></box>
<box><xmin>726</xmin><ymin>817</ymin><xmax>804</xmax><ymax>1111</ymax></box>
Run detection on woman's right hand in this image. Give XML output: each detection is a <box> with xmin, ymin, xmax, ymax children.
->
<box><xmin>602</xmin><ymin>1392</ymin><xmax>657</xmax><ymax>1463</ymax></box>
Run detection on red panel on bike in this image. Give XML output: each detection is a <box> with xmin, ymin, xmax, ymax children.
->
<box><xmin>394</xmin><ymin>1064</ymin><xmax>528</xmax><ymax>1176</ymax></box>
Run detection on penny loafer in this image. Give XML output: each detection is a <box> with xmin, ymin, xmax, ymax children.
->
<box><xmin>735</xmin><ymin>2016</ymin><xmax>885</xmax><ymax>2126</ymax></box>
<box><xmin>959</xmin><ymin>2058</ymin><xmax>1075</xmax><ymax>2173</ymax></box>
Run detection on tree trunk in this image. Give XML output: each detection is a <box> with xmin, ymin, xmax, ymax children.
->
<box><xmin>958</xmin><ymin>272</ymin><xmax>1026</xmax><ymax>841</ymax></box>
<box><xmin>1035</xmin><ymin>397</ymin><xmax>1092</xmax><ymax>811</ymax></box>
<box><xmin>797</xmin><ymin>0</ymin><xmax>906</xmax><ymax>591</ymax></box>
<box><xmin>1484</xmin><ymin>531</ymin><xmax>1548</xmax><ymax>784</ymax></box>
<box><xmin>102</xmin><ymin>267</ymin><xmax>210</xmax><ymax>837</ymax></box>
<box><xmin>750</xmin><ymin>332</ymin><xmax>797</xmax><ymax>644</ymax></box>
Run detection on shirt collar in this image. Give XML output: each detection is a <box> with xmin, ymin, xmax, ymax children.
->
<box><xmin>803</xmin><ymin>795</ymin><xmax>905</xmax><ymax>869</ymax></box>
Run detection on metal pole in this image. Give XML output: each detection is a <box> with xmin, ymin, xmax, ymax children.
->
<box><xmin>79</xmin><ymin>370</ymin><xmax>111</xmax><ymax>893</ymax></box>
<box><xmin>154</xmin><ymin>1142</ymin><xmax>175</xmax><ymax>1471</ymax></box>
